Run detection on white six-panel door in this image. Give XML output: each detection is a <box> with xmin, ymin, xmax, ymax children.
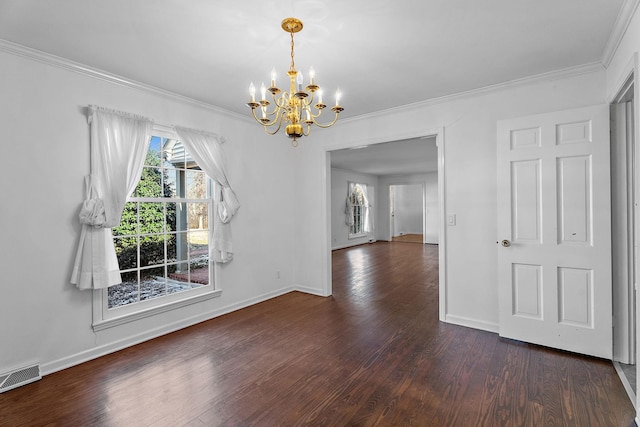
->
<box><xmin>497</xmin><ymin>105</ymin><xmax>612</xmax><ymax>359</ymax></box>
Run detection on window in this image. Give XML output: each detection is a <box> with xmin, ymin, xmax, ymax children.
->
<box><xmin>93</xmin><ymin>131</ymin><xmax>220</xmax><ymax>328</ymax></box>
<box><xmin>348</xmin><ymin>182</ymin><xmax>368</xmax><ymax>238</ymax></box>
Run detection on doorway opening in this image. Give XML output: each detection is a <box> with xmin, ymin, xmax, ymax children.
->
<box><xmin>390</xmin><ymin>184</ymin><xmax>425</xmax><ymax>244</ymax></box>
<box><xmin>611</xmin><ymin>69</ymin><xmax>637</xmax><ymax>408</ymax></box>
<box><xmin>324</xmin><ymin>129</ymin><xmax>446</xmax><ymax>320</ymax></box>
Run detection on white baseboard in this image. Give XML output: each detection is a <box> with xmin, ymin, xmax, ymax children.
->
<box><xmin>613</xmin><ymin>361</ymin><xmax>637</xmax><ymax>410</ymax></box>
<box><xmin>332</xmin><ymin>239</ymin><xmax>377</xmax><ymax>251</ymax></box>
<box><xmin>41</xmin><ymin>286</ymin><xmax>308</xmax><ymax>376</ymax></box>
<box><xmin>444</xmin><ymin>314</ymin><xmax>499</xmax><ymax>334</ymax></box>
<box><xmin>295</xmin><ymin>285</ymin><xmax>330</xmax><ymax>297</ymax></box>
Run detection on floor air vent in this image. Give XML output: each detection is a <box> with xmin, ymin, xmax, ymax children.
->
<box><xmin>0</xmin><ymin>364</ymin><xmax>41</xmax><ymax>393</ymax></box>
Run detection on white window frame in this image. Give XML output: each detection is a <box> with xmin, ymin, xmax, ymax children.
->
<box><xmin>91</xmin><ymin>125</ymin><xmax>221</xmax><ymax>331</ymax></box>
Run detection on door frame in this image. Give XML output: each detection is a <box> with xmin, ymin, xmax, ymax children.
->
<box><xmin>608</xmin><ymin>52</ymin><xmax>640</xmax><ymax>415</ymax></box>
<box><xmin>322</xmin><ymin>127</ymin><xmax>447</xmax><ymax>321</ymax></box>
<box><xmin>388</xmin><ymin>183</ymin><xmax>427</xmax><ymax>243</ymax></box>
<box><xmin>611</xmin><ymin>71</ymin><xmax>636</xmax><ymax>365</ymax></box>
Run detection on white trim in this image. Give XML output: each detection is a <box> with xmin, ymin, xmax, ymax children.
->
<box><xmin>608</xmin><ymin>53</ymin><xmax>638</xmax><ymax>103</ymax></box>
<box><xmin>92</xmin><ymin>289</ymin><xmax>222</xmax><ymax>331</ymax></box>
<box><xmin>332</xmin><ymin>240</ymin><xmax>378</xmax><ymax>251</ymax></box>
<box><xmin>445</xmin><ymin>314</ymin><xmax>500</xmax><ymax>334</ymax></box>
<box><xmin>602</xmin><ymin>0</ymin><xmax>640</xmax><ymax>68</ymax></box>
<box><xmin>0</xmin><ymin>38</ymin><xmax>248</xmax><ymax>122</ymax></box>
<box><xmin>42</xmin><ymin>285</ymin><xmax>323</xmax><ymax>376</ymax></box>
<box><xmin>295</xmin><ymin>285</ymin><xmax>330</xmax><ymax>297</ymax></box>
<box><xmin>339</xmin><ymin>63</ymin><xmax>604</xmax><ymax>124</ymax></box>
<box><xmin>323</xmin><ymin>151</ymin><xmax>332</xmax><ymax>297</ymax></box>
<box><xmin>614</xmin><ymin>361</ymin><xmax>637</xmax><ymax>409</ymax></box>
<box><xmin>0</xmin><ymin>38</ymin><xmax>606</xmax><ymax>125</ymax></box>
<box><xmin>436</xmin><ymin>129</ymin><xmax>447</xmax><ymax>322</ymax></box>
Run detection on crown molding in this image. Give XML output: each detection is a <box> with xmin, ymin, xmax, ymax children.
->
<box><xmin>343</xmin><ymin>62</ymin><xmax>605</xmax><ymax>123</ymax></box>
<box><xmin>0</xmin><ymin>38</ymin><xmax>249</xmax><ymax>122</ymax></box>
<box><xmin>0</xmin><ymin>37</ymin><xmax>607</xmax><ymax>126</ymax></box>
<box><xmin>602</xmin><ymin>0</ymin><xmax>640</xmax><ymax>68</ymax></box>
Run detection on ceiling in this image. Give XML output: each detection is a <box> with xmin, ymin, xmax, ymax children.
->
<box><xmin>0</xmin><ymin>1</ymin><xmax>625</xmax><ymax>175</ymax></box>
<box><xmin>331</xmin><ymin>137</ymin><xmax>437</xmax><ymax>176</ymax></box>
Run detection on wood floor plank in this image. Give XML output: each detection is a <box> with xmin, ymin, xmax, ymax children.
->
<box><xmin>0</xmin><ymin>242</ymin><xmax>635</xmax><ymax>426</ymax></box>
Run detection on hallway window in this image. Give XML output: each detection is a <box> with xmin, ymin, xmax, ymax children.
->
<box><xmin>347</xmin><ymin>182</ymin><xmax>370</xmax><ymax>238</ymax></box>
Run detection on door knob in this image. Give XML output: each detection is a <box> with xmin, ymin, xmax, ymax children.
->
<box><xmin>501</xmin><ymin>239</ymin><xmax>511</xmax><ymax>247</ymax></box>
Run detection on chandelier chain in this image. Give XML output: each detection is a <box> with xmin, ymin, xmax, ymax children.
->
<box><xmin>290</xmin><ymin>31</ymin><xmax>295</xmax><ymax>71</ymax></box>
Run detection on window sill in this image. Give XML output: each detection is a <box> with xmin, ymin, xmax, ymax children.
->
<box><xmin>92</xmin><ymin>289</ymin><xmax>222</xmax><ymax>332</ymax></box>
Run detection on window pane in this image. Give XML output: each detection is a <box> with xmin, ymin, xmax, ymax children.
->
<box><xmin>140</xmin><ymin>266</ymin><xmax>166</xmax><ymax>301</ymax></box>
<box><xmin>146</xmin><ymin>137</ymin><xmax>162</xmax><ymax>167</ymax></box>
<box><xmin>135</xmin><ymin>167</ymin><xmax>163</xmax><ymax>198</ymax></box>
<box><xmin>163</xmin><ymin>139</ymin><xmax>185</xmax><ymax>169</ymax></box>
<box><xmin>189</xmin><ymin>231</ymin><xmax>208</xmax><ymax>261</ymax></box>
<box><xmin>163</xmin><ymin>169</ymin><xmax>178</xmax><ymax>198</ymax></box>
<box><xmin>188</xmin><ymin>203</ymin><xmax>209</xmax><ymax>230</ymax></box>
<box><xmin>187</xmin><ymin>170</ymin><xmax>207</xmax><ymax>199</ymax></box>
<box><xmin>139</xmin><ymin>202</ymin><xmax>166</xmax><ymax>235</ymax></box>
<box><xmin>140</xmin><ymin>234</ymin><xmax>165</xmax><ymax>267</ymax></box>
<box><xmin>165</xmin><ymin>202</ymin><xmax>179</xmax><ymax>232</ymax></box>
<box><xmin>113</xmin><ymin>202</ymin><xmax>138</xmax><ymax>236</ymax></box>
<box><xmin>169</xmin><ymin>231</ymin><xmax>189</xmax><ymax>271</ymax></box>
<box><xmin>172</xmin><ymin>202</ymin><xmax>188</xmax><ymax>233</ymax></box>
<box><xmin>108</xmin><ymin>271</ymin><xmax>139</xmax><ymax>308</ymax></box>
<box><xmin>114</xmin><ymin>236</ymin><xmax>138</xmax><ymax>270</ymax></box>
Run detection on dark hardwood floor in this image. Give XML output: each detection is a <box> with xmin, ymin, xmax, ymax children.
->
<box><xmin>0</xmin><ymin>242</ymin><xmax>635</xmax><ymax>426</ymax></box>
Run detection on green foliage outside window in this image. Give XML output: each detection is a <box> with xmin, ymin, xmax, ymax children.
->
<box><xmin>112</xmin><ymin>149</ymin><xmax>177</xmax><ymax>268</ymax></box>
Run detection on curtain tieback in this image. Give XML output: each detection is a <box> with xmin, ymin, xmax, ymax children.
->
<box><xmin>78</xmin><ymin>175</ymin><xmax>106</xmax><ymax>228</ymax></box>
<box><xmin>79</xmin><ymin>198</ymin><xmax>106</xmax><ymax>227</ymax></box>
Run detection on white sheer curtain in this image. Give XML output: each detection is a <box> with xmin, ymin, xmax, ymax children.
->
<box><xmin>345</xmin><ymin>182</ymin><xmax>356</xmax><ymax>227</ymax></box>
<box><xmin>344</xmin><ymin>182</ymin><xmax>372</xmax><ymax>234</ymax></box>
<box><xmin>174</xmin><ymin>126</ymin><xmax>240</xmax><ymax>263</ymax></box>
<box><xmin>71</xmin><ymin>106</ymin><xmax>153</xmax><ymax>289</ymax></box>
<box><xmin>360</xmin><ymin>184</ymin><xmax>372</xmax><ymax>234</ymax></box>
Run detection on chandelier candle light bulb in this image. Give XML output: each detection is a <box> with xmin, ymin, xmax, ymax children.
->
<box><xmin>245</xmin><ymin>17</ymin><xmax>343</xmax><ymax>147</ymax></box>
<box><xmin>309</xmin><ymin>67</ymin><xmax>315</xmax><ymax>85</ymax></box>
<box><xmin>297</xmin><ymin>72</ymin><xmax>303</xmax><ymax>92</ymax></box>
<box><xmin>260</xmin><ymin>83</ymin><xmax>267</xmax><ymax>101</ymax></box>
<box><xmin>249</xmin><ymin>82</ymin><xmax>256</xmax><ymax>103</ymax></box>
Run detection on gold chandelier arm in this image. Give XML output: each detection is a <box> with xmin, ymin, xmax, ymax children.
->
<box><xmin>274</xmin><ymin>92</ymin><xmax>289</xmax><ymax>108</ymax></box>
<box><xmin>263</xmin><ymin>114</ymin><xmax>284</xmax><ymax>135</ymax></box>
<box><xmin>313</xmin><ymin>110</ymin><xmax>341</xmax><ymax>128</ymax></box>
<box><xmin>250</xmin><ymin>106</ymin><xmax>283</xmax><ymax>127</ymax></box>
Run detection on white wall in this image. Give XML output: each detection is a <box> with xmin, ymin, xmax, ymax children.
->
<box><xmin>293</xmin><ymin>70</ymin><xmax>607</xmax><ymax>329</ymax></box>
<box><xmin>391</xmin><ymin>184</ymin><xmax>423</xmax><ymax>237</ymax></box>
<box><xmin>0</xmin><ymin>48</ymin><xmax>298</xmax><ymax>375</ymax></box>
<box><xmin>330</xmin><ymin>168</ymin><xmax>377</xmax><ymax>249</ymax></box>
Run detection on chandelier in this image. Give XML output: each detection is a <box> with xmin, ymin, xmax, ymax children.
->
<box><xmin>246</xmin><ymin>17</ymin><xmax>343</xmax><ymax>147</ymax></box>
